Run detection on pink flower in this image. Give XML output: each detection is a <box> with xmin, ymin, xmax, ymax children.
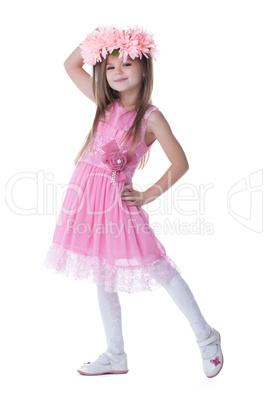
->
<box><xmin>79</xmin><ymin>25</ymin><xmax>159</xmax><ymax>66</ymax></box>
<box><xmin>101</xmin><ymin>139</ymin><xmax>133</xmax><ymax>184</ymax></box>
<box><xmin>102</xmin><ymin>149</ymin><xmax>127</xmax><ymax>172</ymax></box>
<box><xmin>210</xmin><ymin>356</ymin><xmax>221</xmax><ymax>366</ymax></box>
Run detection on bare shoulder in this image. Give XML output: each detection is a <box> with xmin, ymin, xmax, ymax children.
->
<box><xmin>145</xmin><ymin>109</ymin><xmax>164</xmax><ymax>138</ymax></box>
<box><xmin>146</xmin><ymin>109</ymin><xmax>171</xmax><ymax>138</ymax></box>
<box><xmin>145</xmin><ymin>108</ymin><xmax>189</xmax><ymax>168</ymax></box>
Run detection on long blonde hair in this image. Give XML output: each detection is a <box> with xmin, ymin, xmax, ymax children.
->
<box><xmin>74</xmin><ymin>54</ymin><xmax>154</xmax><ymax>168</ymax></box>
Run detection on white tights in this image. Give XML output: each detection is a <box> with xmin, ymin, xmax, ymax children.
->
<box><xmin>96</xmin><ymin>273</ymin><xmax>217</xmax><ymax>361</ymax></box>
<box><xmin>96</xmin><ymin>284</ymin><xmax>125</xmax><ymax>355</ymax></box>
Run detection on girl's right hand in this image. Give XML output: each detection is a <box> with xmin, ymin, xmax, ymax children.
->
<box><xmin>121</xmin><ymin>185</ymin><xmax>146</xmax><ymax>207</ymax></box>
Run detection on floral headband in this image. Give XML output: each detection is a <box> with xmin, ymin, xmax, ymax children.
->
<box><xmin>79</xmin><ymin>25</ymin><xmax>159</xmax><ymax>66</ymax></box>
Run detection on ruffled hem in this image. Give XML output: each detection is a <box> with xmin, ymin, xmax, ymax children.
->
<box><xmin>43</xmin><ymin>243</ymin><xmax>181</xmax><ymax>293</ymax></box>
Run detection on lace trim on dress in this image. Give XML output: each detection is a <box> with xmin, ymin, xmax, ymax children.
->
<box><xmin>43</xmin><ymin>242</ymin><xmax>181</xmax><ymax>294</ymax></box>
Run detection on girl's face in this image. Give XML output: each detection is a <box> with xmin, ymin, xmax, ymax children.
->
<box><xmin>106</xmin><ymin>54</ymin><xmax>143</xmax><ymax>95</ymax></box>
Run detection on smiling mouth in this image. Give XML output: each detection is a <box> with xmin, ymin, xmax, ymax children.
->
<box><xmin>115</xmin><ymin>78</ymin><xmax>128</xmax><ymax>82</ymax></box>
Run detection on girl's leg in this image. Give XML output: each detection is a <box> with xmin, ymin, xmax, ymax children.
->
<box><xmin>96</xmin><ymin>284</ymin><xmax>125</xmax><ymax>360</ymax></box>
<box><xmin>77</xmin><ymin>284</ymin><xmax>127</xmax><ymax>373</ymax></box>
<box><xmin>161</xmin><ymin>273</ymin><xmax>217</xmax><ymax>358</ymax></box>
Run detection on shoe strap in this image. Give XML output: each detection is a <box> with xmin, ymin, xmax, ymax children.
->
<box><xmin>197</xmin><ymin>329</ymin><xmax>219</xmax><ymax>347</ymax></box>
<box><xmin>103</xmin><ymin>351</ymin><xmax>121</xmax><ymax>364</ymax></box>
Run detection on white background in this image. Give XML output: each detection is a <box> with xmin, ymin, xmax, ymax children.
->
<box><xmin>1</xmin><ymin>0</ymin><xmax>267</xmax><ymax>400</ymax></box>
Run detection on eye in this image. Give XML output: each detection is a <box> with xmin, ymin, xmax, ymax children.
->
<box><xmin>106</xmin><ymin>63</ymin><xmax>131</xmax><ymax>71</ymax></box>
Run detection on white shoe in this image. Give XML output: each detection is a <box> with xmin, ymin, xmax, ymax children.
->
<box><xmin>77</xmin><ymin>350</ymin><xmax>129</xmax><ymax>376</ymax></box>
<box><xmin>197</xmin><ymin>328</ymin><xmax>224</xmax><ymax>378</ymax></box>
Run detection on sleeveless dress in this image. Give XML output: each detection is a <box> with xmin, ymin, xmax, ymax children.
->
<box><xmin>43</xmin><ymin>99</ymin><xmax>181</xmax><ymax>293</ymax></box>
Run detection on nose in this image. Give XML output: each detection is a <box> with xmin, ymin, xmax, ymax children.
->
<box><xmin>114</xmin><ymin>66</ymin><xmax>123</xmax><ymax>74</ymax></box>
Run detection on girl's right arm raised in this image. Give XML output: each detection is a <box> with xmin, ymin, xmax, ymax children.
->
<box><xmin>64</xmin><ymin>45</ymin><xmax>96</xmax><ymax>103</ymax></box>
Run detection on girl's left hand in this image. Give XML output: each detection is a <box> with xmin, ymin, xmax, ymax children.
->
<box><xmin>121</xmin><ymin>185</ymin><xmax>145</xmax><ymax>207</ymax></box>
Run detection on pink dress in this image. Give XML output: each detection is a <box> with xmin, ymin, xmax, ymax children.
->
<box><xmin>43</xmin><ymin>99</ymin><xmax>181</xmax><ymax>293</ymax></box>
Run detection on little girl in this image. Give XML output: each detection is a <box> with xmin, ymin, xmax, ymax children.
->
<box><xmin>43</xmin><ymin>25</ymin><xmax>223</xmax><ymax>378</ymax></box>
